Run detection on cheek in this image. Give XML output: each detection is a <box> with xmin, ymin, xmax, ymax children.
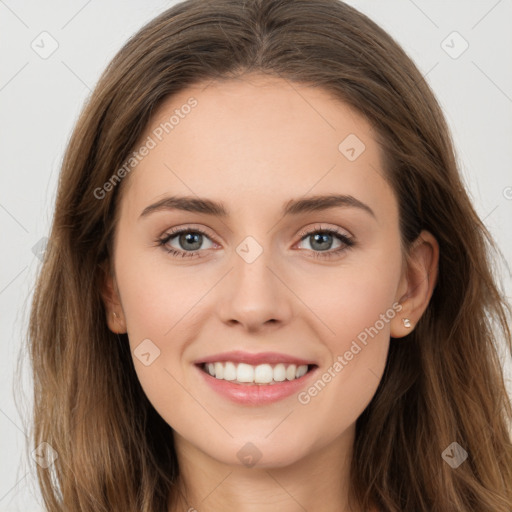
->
<box><xmin>296</xmin><ymin>241</ymin><xmax>403</xmax><ymax>347</ymax></box>
<box><xmin>115</xmin><ymin>242</ymin><xmax>204</xmax><ymax>341</ymax></box>
<box><xmin>299</xmin><ymin>243</ymin><xmax>401</xmax><ymax>424</ymax></box>
<box><xmin>114</xmin><ymin>252</ymin><xmax>207</xmax><ymax>427</ymax></box>
<box><xmin>291</xmin><ymin>243</ymin><xmax>402</xmax><ymax>414</ymax></box>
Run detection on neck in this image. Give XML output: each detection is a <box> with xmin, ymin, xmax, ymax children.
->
<box><xmin>168</xmin><ymin>425</ymin><xmax>363</xmax><ymax>512</ymax></box>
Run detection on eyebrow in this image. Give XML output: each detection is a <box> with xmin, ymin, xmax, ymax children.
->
<box><xmin>138</xmin><ymin>193</ymin><xmax>376</xmax><ymax>220</ymax></box>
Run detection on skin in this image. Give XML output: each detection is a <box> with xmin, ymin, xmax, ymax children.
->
<box><xmin>101</xmin><ymin>72</ymin><xmax>439</xmax><ymax>512</ymax></box>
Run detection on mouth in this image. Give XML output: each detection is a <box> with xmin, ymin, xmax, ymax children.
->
<box><xmin>193</xmin><ymin>350</ymin><xmax>320</xmax><ymax>404</ymax></box>
<box><xmin>195</xmin><ymin>361</ymin><xmax>319</xmax><ymax>405</ymax></box>
<box><xmin>195</xmin><ymin>361</ymin><xmax>319</xmax><ymax>386</ymax></box>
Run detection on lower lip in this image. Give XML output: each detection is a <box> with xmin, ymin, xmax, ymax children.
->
<box><xmin>195</xmin><ymin>364</ymin><xmax>318</xmax><ymax>405</ymax></box>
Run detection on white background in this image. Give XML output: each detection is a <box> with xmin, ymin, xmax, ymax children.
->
<box><xmin>1</xmin><ymin>1</ymin><xmax>511</xmax><ymax>510</ymax></box>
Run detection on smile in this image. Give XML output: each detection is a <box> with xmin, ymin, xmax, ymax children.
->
<box><xmin>200</xmin><ymin>361</ymin><xmax>315</xmax><ymax>385</ymax></box>
<box><xmin>195</xmin><ymin>362</ymin><xmax>319</xmax><ymax>405</ymax></box>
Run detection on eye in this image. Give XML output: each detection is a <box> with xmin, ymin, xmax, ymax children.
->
<box><xmin>295</xmin><ymin>224</ymin><xmax>355</xmax><ymax>260</ymax></box>
<box><xmin>157</xmin><ymin>227</ymin><xmax>216</xmax><ymax>259</ymax></box>
<box><xmin>156</xmin><ymin>223</ymin><xmax>355</xmax><ymax>260</ymax></box>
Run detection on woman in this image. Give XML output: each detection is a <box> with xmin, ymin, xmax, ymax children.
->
<box><xmin>26</xmin><ymin>0</ymin><xmax>512</xmax><ymax>510</ymax></box>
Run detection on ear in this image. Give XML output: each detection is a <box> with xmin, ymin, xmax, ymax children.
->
<box><xmin>391</xmin><ymin>230</ymin><xmax>439</xmax><ymax>338</ymax></box>
<box><xmin>98</xmin><ymin>259</ymin><xmax>127</xmax><ymax>334</ymax></box>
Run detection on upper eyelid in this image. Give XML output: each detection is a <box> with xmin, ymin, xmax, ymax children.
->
<box><xmin>297</xmin><ymin>223</ymin><xmax>352</xmax><ymax>239</ymax></box>
<box><xmin>162</xmin><ymin>224</ymin><xmax>217</xmax><ymax>243</ymax></box>
<box><xmin>161</xmin><ymin>224</ymin><xmax>353</xmax><ymax>247</ymax></box>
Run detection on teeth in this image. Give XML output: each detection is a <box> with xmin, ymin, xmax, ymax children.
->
<box><xmin>286</xmin><ymin>364</ymin><xmax>297</xmax><ymax>380</ymax></box>
<box><xmin>237</xmin><ymin>363</ymin><xmax>254</xmax><ymax>383</ymax></box>
<box><xmin>255</xmin><ymin>363</ymin><xmax>273</xmax><ymax>383</ymax></box>
<box><xmin>202</xmin><ymin>361</ymin><xmax>310</xmax><ymax>384</ymax></box>
<box><xmin>224</xmin><ymin>362</ymin><xmax>237</xmax><ymax>381</ymax></box>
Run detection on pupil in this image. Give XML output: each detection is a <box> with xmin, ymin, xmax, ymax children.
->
<box><xmin>311</xmin><ymin>233</ymin><xmax>332</xmax><ymax>251</ymax></box>
<box><xmin>180</xmin><ymin>232</ymin><xmax>202</xmax><ymax>250</ymax></box>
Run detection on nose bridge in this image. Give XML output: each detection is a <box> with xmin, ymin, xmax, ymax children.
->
<box><xmin>233</xmin><ymin>234</ymin><xmax>280</xmax><ymax>303</ymax></box>
<box><xmin>217</xmin><ymin>234</ymin><xmax>293</xmax><ymax>329</ymax></box>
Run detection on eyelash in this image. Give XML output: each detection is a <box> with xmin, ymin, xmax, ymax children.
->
<box><xmin>156</xmin><ymin>224</ymin><xmax>355</xmax><ymax>260</ymax></box>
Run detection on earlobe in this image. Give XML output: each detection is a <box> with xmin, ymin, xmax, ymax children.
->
<box><xmin>391</xmin><ymin>230</ymin><xmax>439</xmax><ymax>338</ymax></box>
<box><xmin>98</xmin><ymin>260</ymin><xmax>127</xmax><ymax>334</ymax></box>
<box><xmin>109</xmin><ymin>310</ymin><xmax>127</xmax><ymax>334</ymax></box>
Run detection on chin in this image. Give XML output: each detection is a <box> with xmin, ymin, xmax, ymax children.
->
<box><xmin>200</xmin><ymin>435</ymin><xmax>312</xmax><ymax>469</ymax></box>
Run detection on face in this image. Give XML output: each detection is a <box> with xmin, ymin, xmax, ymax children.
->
<box><xmin>102</xmin><ymin>73</ymin><xmax>420</xmax><ymax>469</ymax></box>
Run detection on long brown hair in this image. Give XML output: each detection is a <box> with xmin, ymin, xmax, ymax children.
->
<box><xmin>22</xmin><ymin>0</ymin><xmax>512</xmax><ymax>510</ymax></box>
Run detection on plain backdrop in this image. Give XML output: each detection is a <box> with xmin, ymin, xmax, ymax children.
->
<box><xmin>1</xmin><ymin>1</ymin><xmax>511</xmax><ymax>510</ymax></box>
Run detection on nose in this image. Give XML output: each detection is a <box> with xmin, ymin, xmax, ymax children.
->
<box><xmin>216</xmin><ymin>244</ymin><xmax>294</xmax><ymax>333</ymax></box>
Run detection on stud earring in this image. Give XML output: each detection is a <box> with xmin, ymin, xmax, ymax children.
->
<box><xmin>402</xmin><ymin>318</ymin><xmax>411</xmax><ymax>328</ymax></box>
<box><xmin>112</xmin><ymin>311</ymin><xmax>119</xmax><ymax>320</ymax></box>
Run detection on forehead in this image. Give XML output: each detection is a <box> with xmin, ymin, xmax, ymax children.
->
<box><xmin>119</xmin><ymin>73</ymin><xmax>396</xmax><ymax>223</ymax></box>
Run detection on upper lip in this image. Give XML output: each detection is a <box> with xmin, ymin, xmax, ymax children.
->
<box><xmin>194</xmin><ymin>350</ymin><xmax>317</xmax><ymax>366</ymax></box>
